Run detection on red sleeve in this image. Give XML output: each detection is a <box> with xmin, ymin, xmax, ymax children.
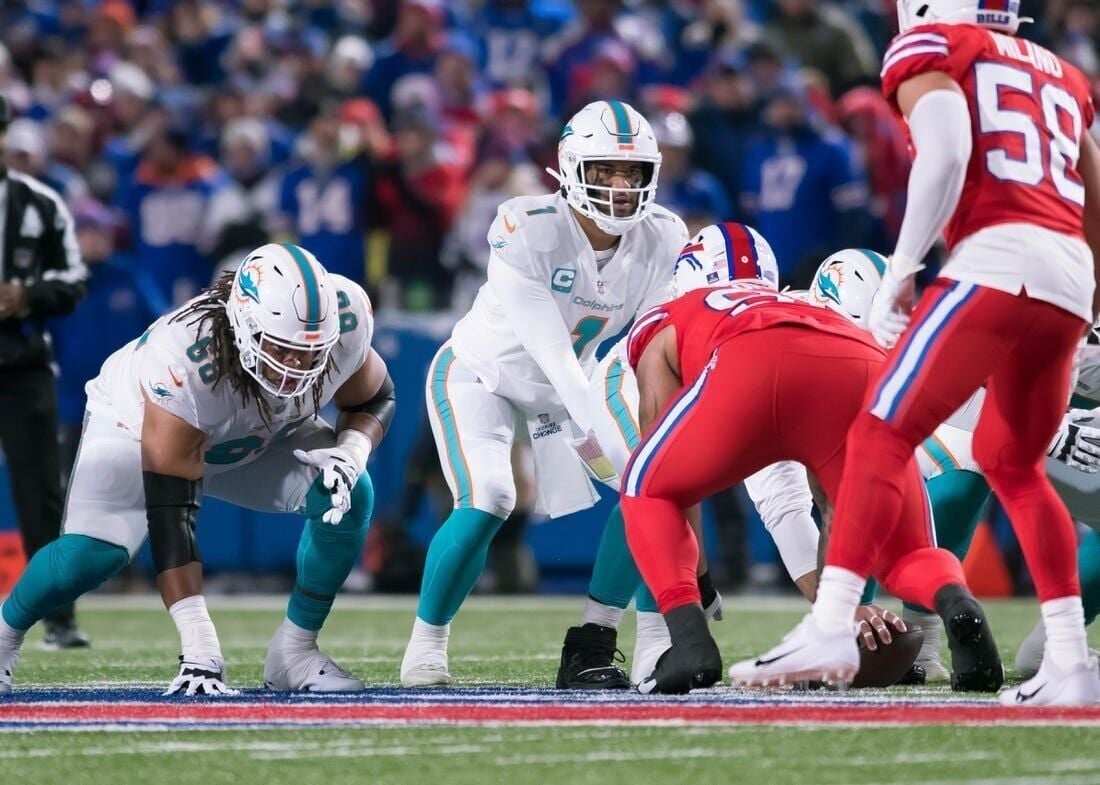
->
<box><xmin>880</xmin><ymin>24</ymin><xmax>973</xmax><ymax>109</ymax></box>
<box><xmin>626</xmin><ymin>306</ymin><xmax>670</xmax><ymax>370</ymax></box>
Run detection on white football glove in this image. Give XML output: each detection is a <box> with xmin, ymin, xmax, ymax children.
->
<box><xmin>1048</xmin><ymin>409</ymin><xmax>1100</xmax><ymax>473</ymax></box>
<box><xmin>164</xmin><ymin>655</ymin><xmax>239</xmax><ymax>697</ymax></box>
<box><xmin>571</xmin><ymin>429</ymin><xmax>619</xmax><ymax>486</ymax></box>
<box><xmin>868</xmin><ymin>265</ymin><xmax>919</xmax><ymax>349</ymax></box>
<box><xmin>294</xmin><ymin>431</ymin><xmax>372</xmax><ymax>525</ymax></box>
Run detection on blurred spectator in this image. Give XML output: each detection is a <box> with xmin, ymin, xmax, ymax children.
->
<box><xmin>543</xmin><ymin>0</ymin><xmax>666</xmax><ymax>116</ymax></box>
<box><xmin>764</xmin><ymin>0</ymin><xmax>878</xmax><ymax>96</ymax></box>
<box><xmin>473</xmin><ymin>0</ymin><xmax>569</xmax><ymax>88</ymax></box>
<box><xmin>50</xmin><ymin>199</ymin><xmax>164</xmax><ymax>472</ymax></box>
<box><xmin>836</xmin><ymin>86</ymin><xmax>911</xmax><ymax>249</ymax></box>
<box><xmin>326</xmin><ymin>36</ymin><xmax>375</xmax><ymax>101</ymax></box>
<box><xmin>115</xmin><ymin>125</ymin><xmax>223</xmax><ymax>305</ymax></box>
<box><xmin>4</xmin><ymin>118</ymin><xmax>89</xmax><ymax>204</ymax></box>
<box><xmin>50</xmin><ymin>107</ymin><xmax>97</xmax><ymax>175</ymax></box>
<box><xmin>375</xmin><ymin>103</ymin><xmax>467</xmax><ymax>310</ymax></box>
<box><xmin>363</xmin><ymin>0</ymin><xmax>446</xmax><ymax>120</ymax></box>
<box><xmin>739</xmin><ymin>84</ymin><xmax>869</xmax><ymax>285</ymax></box>
<box><xmin>671</xmin><ymin>0</ymin><xmax>760</xmax><ymax>85</ymax></box>
<box><xmin>201</xmin><ymin>118</ymin><xmax>280</xmax><ymax>272</ymax></box>
<box><xmin>434</xmin><ymin>35</ymin><xmax>487</xmax><ymax>169</ymax></box>
<box><xmin>442</xmin><ymin>138</ymin><xmax>543</xmax><ymax>312</ymax></box>
<box><xmin>88</xmin><ymin>0</ymin><xmax>135</xmax><ymax>59</ymax></box>
<box><xmin>653</xmin><ymin>111</ymin><xmax>733</xmax><ymax>235</ymax></box>
<box><xmin>101</xmin><ymin>61</ymin><xmax>159</xmax><ymax>190</ymax></box>
<box><xmin>275</xmin><ymin>103</ymin><xmax>374</xmax><ymax>284</ymax></box>
<box><xmin>689</xmin><ymin>54</ymin><xmax>759</xmax><ymax>216</ymax></box>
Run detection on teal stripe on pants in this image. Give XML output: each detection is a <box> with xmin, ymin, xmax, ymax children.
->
<box><xmin>430</xmin><ymin>347</ymin><xmax>474</xmax><ymax>507</ymax></box>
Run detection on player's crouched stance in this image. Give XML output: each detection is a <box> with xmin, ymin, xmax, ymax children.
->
<box><xmin>0</xmin><ymin>243</ymin><xmax>392</xmax><ymax>696</ymax></box>
<box><xmin>624</xmin><ymin>235</ymin><xmax>1001</xmax><ymax>694</ymax></box>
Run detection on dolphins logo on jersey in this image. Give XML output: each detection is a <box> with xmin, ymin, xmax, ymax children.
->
<box><xmin>236</xmin><ymin>261</ymin><xmax>263</xmax><ymax>305</ymax></box>
<box><xmin>148</xmin><ymin>380</ymin><xmax>173</xmax><ymax>399</ymax></box>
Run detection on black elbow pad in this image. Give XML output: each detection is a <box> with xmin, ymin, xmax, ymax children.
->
<box><xmin>342</xmin><ymin>372</ymin><xmax>396</xmax><ymax>436</ymax></box>
<box><xmin>143</xmin><ymin>472</ymin><xmax>202</xmax><ymax>573</ymax></box>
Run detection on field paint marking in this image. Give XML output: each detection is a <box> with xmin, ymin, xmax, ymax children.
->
<box><xmin>494</xmin><ymin>747</ymin><xmax>753</xmax><ymax>765</ymax></box>
<box><xmin>880</xmin><ymin>777</ymin><xmax>1100</xmax><ymax>785</ymax></box>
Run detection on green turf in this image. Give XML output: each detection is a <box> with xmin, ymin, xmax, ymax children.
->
<box><xmin>5</xmin><ymin>595</ymin><xmax>1100</xmax><ymax>785</ymax></box>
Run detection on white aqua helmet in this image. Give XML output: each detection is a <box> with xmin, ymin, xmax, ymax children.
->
<box><xmin>549</xmin><ymin>100</ymin><xmax>661</xmax><ymax>236</ymax></box>
<box><xmin>672</xmin><ymin>222</ymin><xmax>779</xmax><ymax>297</ymax></box>
<box><xmin>808</xmin><ymin>248</ymin><xmax>887</xmax><ymax>326</ymax></box>
<box><xmin>226</xmin><ymin>243</ymin><xmax>340</xmax><ymax>399</ymax></box>
<box><xmin>896</xmin><ymin>0</ymin><xmax>1025</xmax><ymax>34</ymax></box>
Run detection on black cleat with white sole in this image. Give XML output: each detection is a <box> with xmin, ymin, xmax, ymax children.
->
<box><xmin>638</xmin><ymin>605</ymin><xmax>722</xmax><ymax>695</ymax></box>
<box><xmin>555</xmin><ymin>623</ymin><xmax>630</xmax><ymax>690</ymax></box>
<box><xmin>935</xmin><ymin>585</ymin><xmax>1003</xmax><ymax>692</ymax></box>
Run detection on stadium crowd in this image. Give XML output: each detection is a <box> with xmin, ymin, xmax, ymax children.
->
<box><xmin>0</xmin><ymin>0</ymin><xmax>1093</xmax><ymax>590</ymax></box>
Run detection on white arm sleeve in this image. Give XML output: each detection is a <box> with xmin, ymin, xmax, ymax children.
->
<box><xmin>892</xmin><ymin>89</ymin><xmax>973</xmax><ymax>275</ymax></box>
<box><xmin>744</xmin><ymin>461</ymin><xmax>819</xmax><ymax>582</ymax></box>
<box><xmin>488</xmin><ymin>255</ymin><xmax>593</xmax><ymax>432</ymax></box>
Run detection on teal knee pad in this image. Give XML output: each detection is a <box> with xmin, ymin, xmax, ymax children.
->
<box><xmin>587</xmin><ymin>504</ymin><xmax>642</xmax><ymax>610</ymax></box>
<box><xmin>1078</xmin><ymin>529</ymin><xmax>1100</xmax><ymax>626</ymax></box>
<box><xmin>288</xmin><ymin>472</ymin><xmax>374</xmax><ymax>631</ymax></box>
<box><xmin>417</xmin><ymin>508</ymin><xmax>505</xmax><ymax>625</ymax></box>
<box><xmin>2</xmin><ymin>534</ymin><xmax>129</xmax><ymax>630</ymax></box>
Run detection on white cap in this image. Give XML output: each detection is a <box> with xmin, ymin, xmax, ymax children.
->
<box><xmin>4</xmin><ymin>118</ymin><xmax>46</xmax><ymax>163</ymax></box>
<box><xmin>110</xmin><ymin>61</ymin><xmax>154</xmax><ymax>102</ymax></box>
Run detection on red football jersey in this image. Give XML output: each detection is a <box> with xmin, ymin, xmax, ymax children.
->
<box><xmin>881</xmin><ymin>23</ymin><xmax>1094</xmax><ymax>250</ymax></box>
<box><xmin>626</xmin><ymin>284</ymin><xmax>882</xmax><ymax>382</ymax></box>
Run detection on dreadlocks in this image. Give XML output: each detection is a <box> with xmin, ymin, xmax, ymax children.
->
<box><xmin>171</xmin><ymin>271</ymin><xmax>330</xmax><ymax>426</ymax></box>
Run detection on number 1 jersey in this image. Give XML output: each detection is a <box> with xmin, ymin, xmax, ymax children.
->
<box><xmin>881</xmin><ymin>23</ymin><xmax>1094</xmax><ymax>251</ymax></box>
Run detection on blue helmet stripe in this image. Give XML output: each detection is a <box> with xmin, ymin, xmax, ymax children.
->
<box><xmin>282</xmin><ymin>243</ymin><xmax>321</xmax><ymax>328</ymax></box>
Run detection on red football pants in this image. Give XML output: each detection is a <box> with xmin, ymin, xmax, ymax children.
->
<box><xmin>621</xmin><ymin>326</ymin><xmax>941</xmax><ymax>613</ymax></box>
<box><xmin>829</xmin><ymin>278</ymin><xmax>1087</xmax><ymax>604</ymax></box>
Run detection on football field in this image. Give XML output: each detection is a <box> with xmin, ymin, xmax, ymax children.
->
<box><xmin>2</xmin><ymin>594</ymin><xmax>1100</xmax><ymax>785</ymax></box>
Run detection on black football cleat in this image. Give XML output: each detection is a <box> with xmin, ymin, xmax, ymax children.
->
<box><xmin>41</xmin><ymin>620</ymin><xmax>91</xmax><ymax>650</ymax></box>
<box><xmin>935</xmin><ymin>585</ymin><xmax>1003</xmax><ymax>692</ymax></box>
<box><xmin>555</xmin><ymin>624</ymin><xmax>630</xmax><ymax>690</ymax></box>
<box><xmin>897</xmin><ymin>663</ymin><xmax>927</xmax><ymax>686</ymax></box>
<box><xmin>637</xmin><ymin>605</ymin><xmax>722</xmax><ymax>695</ymax></box>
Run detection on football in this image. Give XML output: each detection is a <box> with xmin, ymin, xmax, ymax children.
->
<box><xmin>851</xmin><ymin>626</ymin><xmax>925</xmax><ymax>688</ymax></box>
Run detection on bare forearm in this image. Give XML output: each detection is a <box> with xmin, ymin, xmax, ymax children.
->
<box><xmin>157</xmin><ymin>563</ymin><xmax>205</xmax><ymax>609</ymax></box>
<box><xmin>337</xmin><ymin>410</ymin><xmax>385</xmax><ymax>450</ymax></box>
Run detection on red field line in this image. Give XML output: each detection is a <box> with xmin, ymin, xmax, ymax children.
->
<box><xmin>3</xmin><ymin>701</ymin><xmax>1100</xmax><ymax>726</ymax></box>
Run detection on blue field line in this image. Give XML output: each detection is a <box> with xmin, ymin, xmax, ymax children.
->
<box><xmin>1</xmin><ymin>685</ymin><xmax>994</xmax><ymax>707</ymax></box>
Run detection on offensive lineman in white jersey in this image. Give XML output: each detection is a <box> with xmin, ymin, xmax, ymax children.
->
<box><xmin>400</xmin><ymin>100</ymin><xmax>688</xmax><ymax>687</ymax></box>
<box><xmin>0</xmin><ymin>243</ymin><xmax>393</xmax><ymax>695</ymax></box>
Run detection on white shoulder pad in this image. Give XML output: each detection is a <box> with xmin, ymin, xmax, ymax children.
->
<box><xmin>135</xmin><ymin>321</ymin><xmax>206</xmax><ymax>432</ymax></box>
<box><xmin>328</xmin><ymin>274</ymin><xmax>374</xmax><ymax>370</ymax></box>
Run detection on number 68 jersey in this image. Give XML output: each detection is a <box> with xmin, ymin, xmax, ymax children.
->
<box><xmin>84</xmin><ymin>274</ymin><xmax>374</xmax><ymax>474</ymax></box>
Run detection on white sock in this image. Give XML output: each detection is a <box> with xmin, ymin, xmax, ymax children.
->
<box><xmin>0</xmin><ymin>608</ymin><xmax>26</xmax><ymax>648</ymax></box>
<box><xmin>635</xmin><ymin>611</ymin><xmax>670</xmax><ymax>642</ymax></box>
<box><xmin>274</xmin><ymin>618</ymin><xmax>318</xmax><ymax>653</ymax></box>
<box><xmin>409</xmin><ymin>617</ymin><xmax>449</xmax><ymax>647</ymax></box>
<box><xmin>903</xmin><ymin>608</ymin><xmax>942</xmax><ymax>661</ymax></box>
<box><xmin>581</xmin><ymin>597</ymin><xmax>624</xmax><ymax>629</ymax></box>
<box><xmin>169</xmin><ymin>595</ymin><xmax>223</xmax><ymax>660</ymax></box>
<box><xmin>1041</xmin><ymin>596</ymin><xmax>1089</xmax><ymax>669</ymax></box>
<box><xmin>812</xmin><ymin>566</ymin><xmax>864</xmax><ymax>633</ymax></box>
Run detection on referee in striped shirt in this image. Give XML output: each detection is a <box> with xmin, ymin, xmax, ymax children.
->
<box><xmin>0</xmin><ymin>94</ymin><xmax>90</xmax><ymax>648</ymax></box>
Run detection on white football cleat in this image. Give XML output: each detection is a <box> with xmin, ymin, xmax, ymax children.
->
<box><xmin>631</xmin><ymin>611</ymin><xmax>671</xmax><ymax>686</ymax></box>
<box><xmin>264</xmin><ymin>645</ymin><xmax>364</xmax><ymax>692</ymax></box>
<box><xmin>999</xmin><ymin>654</ymin><xmax>1100</xmax><ymax>707</ymax></box>
<box><xmin>400</xmin><ymin>637</ymin><xmax>452</xmax><ymax>687</ymax></box>
<box><xmin>1014</xmin><ymin>619</ymin><xmax>1046</xmax><ymax>680</ymax></box>
<box><xmin>0</xmin><ymin>644</ymin><xmax>18</xmax><ymax>696</ymax></box>
<box><xmin>728</xmin><ymin>614</ymin><xmax>859</xmax><ymax>687</ymax></box>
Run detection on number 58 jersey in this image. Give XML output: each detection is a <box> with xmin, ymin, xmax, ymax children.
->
<box><xmin>881</xmin><ymin>23</ymin><xmax>1094</xmax><ymax>251</ymax></box>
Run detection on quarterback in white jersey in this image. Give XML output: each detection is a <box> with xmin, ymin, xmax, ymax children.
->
<box><xmin>401</xmin><ymin>100</ymin><xmax>688</xmax><ymax>688</ymax></box>
<box><xmin>0</xmin><ymin>243</ymin><xmax>394</xmax><ymax>696</ymax></box>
